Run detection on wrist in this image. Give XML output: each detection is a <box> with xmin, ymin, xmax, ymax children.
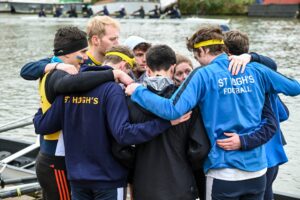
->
<box><xmin>54</xmin><ymin>63</ymin><xmax>60</xmax><ymax>70</ymax></box>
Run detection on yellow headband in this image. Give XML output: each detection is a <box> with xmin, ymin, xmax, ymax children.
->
<box><xmin>193</xmin><ymin>39</ymin><xmax>224</xmax><ymax>49</ymax></box>
<box><xmin>105</xmin><ymin>52</ymin><xmax>135</xmax><ymax>69</ymax></box>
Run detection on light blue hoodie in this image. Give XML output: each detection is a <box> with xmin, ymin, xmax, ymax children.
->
<box><xmin>131</xmin><ymin>53</ymin><xmax>300</xmax><ymax>173</ymax></box>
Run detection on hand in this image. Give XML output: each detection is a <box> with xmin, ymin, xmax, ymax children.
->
<box><xmin>113</xmin><ymin>70</ymin><xmax>134</xmax><ymax>86</ymax></box>
<box><xmin>216</xmin><ymin>132</ymin><xmax>241</xmax><ymax>150</ymax></box>
<box><xmin>125</xmin><ymin>83</ymin><xmax>141</xmax><ymax>96</ymax></box>
<box><xmin>228</xmin><ymin>54</ymin><xmax>251</xmax><ymax>75</ymax></box>
<box><xmin>170</xmin><ymin>111</ymin><xmax>192</xmax><ymax>125</ymax></box>
<box><xmin>56</xmin><ymin>63</ymin><xmax>79</xmax><ymax>75</ymax></box>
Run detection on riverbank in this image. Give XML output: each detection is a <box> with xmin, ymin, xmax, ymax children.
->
<box><xmin>179</xmin><ymin>0</ymin><xmax>254</xmax><ymax>15</ymax></box>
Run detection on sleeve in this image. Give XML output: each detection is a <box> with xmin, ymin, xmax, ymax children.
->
<box><xmin>20</xmin><ymin>58</ymin><xmax>51</xmax><ymax>80</ymax></box>
<box><xmin>276</xmin><ymin>96</ymin><xmax>289</xmax><ymax>122</ymax></box>
<box><xmin>239</xmin><ymin>95</ymin><xmax>278</xmax><ymax>150</ymax></box>
<box><xmin>262</xmin><ymin>66</ymin><xmax>300</xmax><ymax>96</ymax></box>
<box><xmin>33</xmin><ymin>96</ymin><xmax>63</xmax><ymax>135</ymax></box>
<box><xmin>250</xmin><ymin>52</ymin><xmax>277</xmax><ymax>71</ymax></box>
<box><xmin>52</xmin><ymin>69</ymin><xmax>114</xmax><ymax>94</ymax></box>
<box><xmin>106</xmin><ymin>84</ymin><xmax>171</xmax><ymax>145</ymax></box>
<box><xmin>131</xmin><ymin>69</ymin><xmax>203</xmax><ymax>120</ymax></box>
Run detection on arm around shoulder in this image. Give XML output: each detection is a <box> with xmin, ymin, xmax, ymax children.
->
<box><xmin>20</xmin><ymin>58</ymin><xmax>51</xmax><ymax>80</ymax></box>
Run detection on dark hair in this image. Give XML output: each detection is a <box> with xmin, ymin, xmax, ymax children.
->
<box><xmin>53</xmin><ymin>26</ymin><xmax>87</xmax><ymax>56</ymax></box>
<box><xmin>146</xmin><ymin>44</ymin><xmax>176</xmax><ymax>71</ymax></box>
<box><xmin>134</xmin><ymin>42</ymin><xmax>151</xmax><ymax>52</ymax></box>
<box><xmin>186</xmin><ymin>26</ymin><xmax>226</xmax><ymax>55</ymax></box>
<box><xmin>224</xmin><ymin>30</ymin><xmax>249</xmax><ymax>55</ymax></box>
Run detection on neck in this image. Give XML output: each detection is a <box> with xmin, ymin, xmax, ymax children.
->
<box><xmin>88</xmin><ymin>47</ymin><xmax>104</xmax><ymax>65</ymax></box>
<box><xmin>206</xmin><ymin>53</ymin><xmax>222</xmax><ymax>65</ymax></box>
<box><xmin>133</xmin><ymin>70</ymin><xmax>145</xmax><ymax>79</ymax></box>
<box><xmin>149</xmin><ymin>69</ymin><xmax>170</xmax><ymax>78</ymax></box>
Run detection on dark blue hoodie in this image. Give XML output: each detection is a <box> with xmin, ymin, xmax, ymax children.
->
<box><xmin>34</xmin><ymin>66</ymin><xmax>171</xmax><ymax>189</ymax></box>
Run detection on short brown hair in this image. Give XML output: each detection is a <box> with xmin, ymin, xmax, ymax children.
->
<box><xmin>104</xmin><ymin>45</ymin><xmax>136</xmax><ymax>68</ymax></box>
<box><xmin>186</xmin><ymin>26</ymin><xmax>226</xmax><ymax>55</ymax></box>
<box><xmin>176</xmin><ymin>54</ymin><xmax>193</xmax><ymax>67</ymax></box>
<box><xmin>86</xmin><ymin>16</ymin><xmax>120</xmax><ymax>44</ymax></box>
<box><xmin>134</xmin><ymin>42</ymin><xmax>151</xmax><ymax>52</ymax></box>
<box><xmin>224</xmin><ymin>30</ymin><xmax>249</xmax><ymax>55</ymax></box>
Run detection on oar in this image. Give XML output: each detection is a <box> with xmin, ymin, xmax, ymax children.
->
<box><xmin>0</xmin><ymin>182</ymin><xmax>41</xmax><ymax>199</ymax></box>
<box><xmin>0</xmin><ymin>140</ymin><xmax>39</xmax><ymax>165</ymax></box>
<box><xmin>0</xmin><ymin>116</ymin><xmax>33</xmax><ymax>129</ymax></box>
<box><xmin>0</xmin><ymin>136</ymin><xmax>40</xmax><ymax>175</ymax></box>
<box><xmin>0</xmin><ymin>121</ymin><xmax>33</xmax><ymax>133</ymax></box>
<box><xmin>20</xmin><ymin>161</ymin><xmax>36</xmax><ymax>169</ymax></box>
<box><xmin>1</xmin><ymin>176</ymin><xmax>37</xmax><ymax>189</ymax></box>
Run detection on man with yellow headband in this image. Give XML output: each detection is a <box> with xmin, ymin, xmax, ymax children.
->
<box><xmin>33</xmin><ymin>45</ymin><xmax>189</xmax><ymax>200</ymax></box>
<box><xmin>125</xmin><ymin>26</ymin><xmax>300</xmax><ymax>200</ymax></box>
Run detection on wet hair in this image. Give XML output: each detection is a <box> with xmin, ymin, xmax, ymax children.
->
<box><xmin>146</xmin><ymin>44</ymin><xmax>176</xmax><ymax>71</ymax></box>
<box><xmin>224</xmin><ymin>30</ymin><xmax>249</xmax><ymax>55</ymax></box>
<box><xmin>175</xmin><ymin>54</ymin><xmax>193</xmax><ymax>72</ymax></box>
<box><xmin>53</xmin><ymin>26</ymin><xmax>87</xmax><ymax>56</ymax></box>
<box><xmin>86</xmin><ymin>16</ymin><xmax>120</xmax><ymax>44</ymax></box>
<box><xmin>186</xmin><ymin>26</ymin><xmax>226</xmax><ymax>55</ymax></box>
<box><xmin>104</xmin><ymin>45</ymin><xmax>136</xmax><ymax>68</ymax></box>
<box><xmin>134</xmin><ymin>42</ymin><xmax>151</xmax><ymax>52</ymax></box>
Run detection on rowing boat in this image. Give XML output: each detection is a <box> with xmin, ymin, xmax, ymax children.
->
<box><xmin>0</xmin><ymin>137</ymin><xmax>40</xmax><ymax>199</ymax></box>
<box><xmin>0</xmin><ymin>137</ymin><xmax>299</xmax><ymax>199</ymax></box>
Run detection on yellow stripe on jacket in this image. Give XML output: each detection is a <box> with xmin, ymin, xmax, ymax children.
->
<box><xmin>39</xmin><ymin>72</ymin><xmax>61</xmax><ymax>140</ymax></box>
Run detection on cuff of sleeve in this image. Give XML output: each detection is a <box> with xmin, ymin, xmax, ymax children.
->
<box><xmin>131</xmin><ymin>85</ymin><xmax>145</xmax><ymax>101</ymax></box>
<box><xmin>107</xmin><ymin>69</ymin><xmax>115</xmax><ymax>81</ymax></box>
<box><xmin>158</xmin><ymin>119</ymin><xmax>172</xmax><ymax>130</ymax></box>
<box><xmin>249</xmin><ymin>52</ymin><xmax>258</xmax><ymax>62</ymax></box>
<box><xmin>239</xmin><ymin>135</ymin><xmax>248</xmax><ymax>150</ymax></box>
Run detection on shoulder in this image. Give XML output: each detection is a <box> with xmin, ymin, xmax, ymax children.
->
<box><xmin>100</xmin><ymin>82</ymin><xmax>125</xmax><ymax>96</ymax></box>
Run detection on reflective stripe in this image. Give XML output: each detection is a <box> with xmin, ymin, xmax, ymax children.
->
<box><xmin>54</xmin><ymin>169</ymin><xmax>70</xmax><ymax>200</ymax></box>
<box><xmin>173</xmin><ymin>67</ymin><xmax>202</xmax><ymax>105</ymax></box>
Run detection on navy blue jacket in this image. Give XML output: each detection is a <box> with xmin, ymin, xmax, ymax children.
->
<box><xmin>34</xmin><ymin>77</ymin><xmax>171</xmax><ymax>189</ymax></box>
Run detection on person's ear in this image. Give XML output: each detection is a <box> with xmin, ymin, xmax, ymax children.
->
<box><xmin>91</xmin><ymin>35</ymin><xmax>100</xmax><ymax>46</ymax></box>
<box><xmin>204</xmin><ymin>47</ymin><xmax>210</xmax><ymax>54</ymax></box>
<box><xmin>119</xmin><ymin>61</ymin><xmax>128</xmax><ymax>72</ymax></box>
<box><xmin>147</xmin><ymin>68</ymin><xmax>153</xmax><ymax>76</ymax></box>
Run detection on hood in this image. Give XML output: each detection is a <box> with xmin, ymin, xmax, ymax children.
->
<box><xmin>143</xmin><ymin>76</ymin><xmax>176</xmax><ymax>97</ymax></box>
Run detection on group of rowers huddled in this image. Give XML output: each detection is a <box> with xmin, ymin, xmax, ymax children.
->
<box><xmin>20</xmin><ymin>15</ymin><xmax>300</xmax><ymax>200</ymax></box>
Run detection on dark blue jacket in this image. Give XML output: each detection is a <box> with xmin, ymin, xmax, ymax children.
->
<box><xmin>34</xmin><ymin>69</ymin><xmax>171</xmax><ymax>189</ymax></box>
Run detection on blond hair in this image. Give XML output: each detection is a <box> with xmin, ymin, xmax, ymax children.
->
<box><xmin>86</xmin><ymin>16</ymin><xmax>120</xmax><ymax>44</ymax></box>
<box><xmin>104</xmin><ymin>45</ymin><xmax>136</xmax><ymax>68</ymax></box>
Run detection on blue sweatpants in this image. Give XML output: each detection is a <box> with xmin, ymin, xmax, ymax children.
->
<box><xmin>264</xmin><ymin>166</ymin><xmax>279</xmax><ymax>200</ymax></box>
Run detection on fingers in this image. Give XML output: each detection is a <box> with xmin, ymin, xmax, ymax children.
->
<box><xmin>228</xmin><ymin>56</ymin><xmax>234</xmax><ymax>72</ymax></box>
<box><xmin>170</xmin><ymin>111</ymin><xmax>192</xmax><ymax>125</ymax></box>
<box><xmin>223</xmin><ymin>132</ymin><xmax>235</xmax><ymax>136</ymax></box>
<box><xmin>181</xmin><ymin>111</ymin><xmax>192</xmax><ymax>122</ymax></box>
<box><xmin>241</xmin><ymin>62</ymin><xmax>247</xmax><ymax>73</ymax></box>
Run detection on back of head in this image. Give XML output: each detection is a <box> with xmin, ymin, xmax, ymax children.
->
<box><xmin>224</xmin><ymin>30</ymin><xmax>249</xmax><ymax>55</ymax></box>
<box><xmin>104</xmin><ymin>45</ymin><xmax>136</xmax><ymax>69</ymax></box>
<box><xmin>53</xmin><ymin>26</ymin><xmax>87</xmax><ymax>56</ymax></box>
<box><xmin>86</xmin><ymin>16</ymin><xmax>120</xmax><ymax>43</ymax></box>
<box><xmin>123</xmin><ymin>35</ymin><xmax>151</xmax><ymax>51</ymax></box>
<box><xmin>186</xmin><ymin>26</ymin><xmax>226</xmax><ymax>55</ymax></box>
<box><xmin>146</xmin><ymin>44</ymin><xmax>176</xmax><ymax>71</ymax></box>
